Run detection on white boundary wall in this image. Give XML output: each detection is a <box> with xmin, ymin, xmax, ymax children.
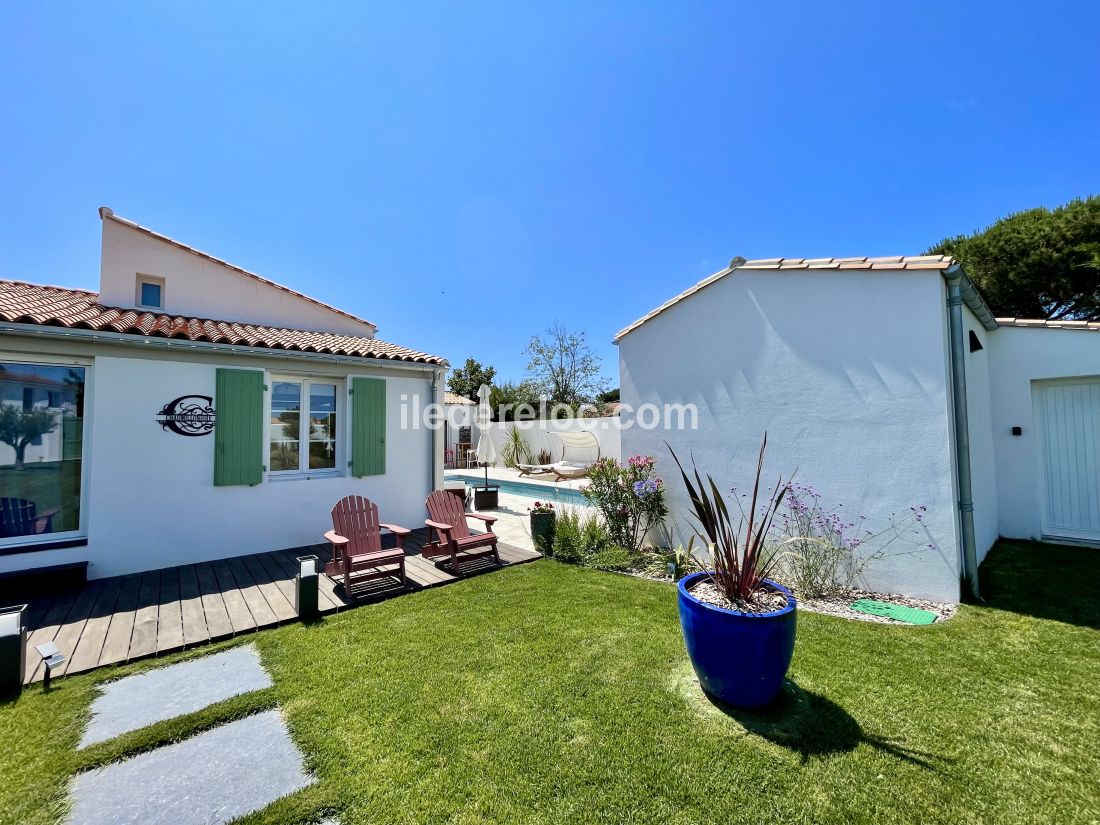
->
<box><xmin>480</xmin><ymin>418</ymin><xmax>621</xmax><ymax>465</ymax></box>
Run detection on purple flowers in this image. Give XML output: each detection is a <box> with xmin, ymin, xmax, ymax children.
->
<box><xmin>632</xmin><ymin>477</ymin><xmax>662</xmax><ymax>498</ymax></box>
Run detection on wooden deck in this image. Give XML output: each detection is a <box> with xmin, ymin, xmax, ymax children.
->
<box><xmin>20</xmin><ymin>529</ymin><xmax>539</xmax><ymax>684</ymax></box>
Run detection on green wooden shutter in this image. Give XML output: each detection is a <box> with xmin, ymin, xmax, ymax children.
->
<box><xmin>214</xmin><ymin>369</ymin><xmax>265</xmax><ymax>486</ymax></box>
<box><xmin>350</xmin><ymin>377</ymin><xmax>386</xmax><ymax>477</ymax></box>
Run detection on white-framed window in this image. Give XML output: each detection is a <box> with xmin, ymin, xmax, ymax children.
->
<box><xmin>0</xmin><ymin>358</ymin><xmax>90</xmax><ymax>548</ymax></box>
<box><xmin>136</xmin><ymin>275</ymin><xmax>165</xmax><ymax>310</ymax></box>
<box><xmin>268</xmin><ymin>376</ymin><xmax>342</xmax><ymax>476</ymax></box>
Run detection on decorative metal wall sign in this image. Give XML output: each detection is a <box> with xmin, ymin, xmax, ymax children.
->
<box><xmin>156</xmin><ymin>395</ymin><xmax>216</xmax><ymax>436</ymax></box>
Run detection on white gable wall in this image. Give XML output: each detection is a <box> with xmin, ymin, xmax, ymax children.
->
<box><xmin>619</xmin><ymin>267</ymin><xmax>962</xmax><ymax>603</ymax></box>
<box><xmin>98</xmin><ymin>217</ymin><xmax>375</xmax><ymax>337</ymax></box>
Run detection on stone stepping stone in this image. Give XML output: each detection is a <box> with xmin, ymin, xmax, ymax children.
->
<box><xmin>67</xmin><ymin>709</ymin><xmax>312</xmax><ymax>825</ymax></box>
<box><xmin>80</xmin><ymin>645</ymin><xmax>272</xmax><ymax>747</ymax></box>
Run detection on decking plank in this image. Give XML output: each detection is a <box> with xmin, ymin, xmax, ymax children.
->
<box><xmin>225</xmin><ymin>555</ymin><xmax>278</xmax><ymax>627</ymax></box>
<box><xmin>405</xmin><ymin>554</ymin><xmax>455</xmax><ymax>585</ymax></box>
<box><xmin>98</xmin><ymin>573</ymin><xmax>144</xmax><ymax>668</ymax></box>
<box><xmin>156</xmin><ymin>568</ymin><xmax>185</xmax><ymax>654</ymax></box>
<box><xmin>210</xmin><ymin>559</ymin><xmax>257</xmax><ymax>633</ymax></box>
<box><xmin>240</xmin><ymin>553</ymin><xmax>296</xmax><ymax>622</ymax></box>
<box><xmin>255</xmin><ymin>553</ymin><xmax>300</xmax><ymax>616</ymax></box>
<box><xmin>128</xmin><ymin>570</ymin><xmax>162</xmax><ymax>661</ymax></box>
<box><xmin>65</xmin><ymin>577</ymin><xmax>125</xmax><ymax>675</ymax></box>
<box><xmin>48</xmin><ymin>582</ymin><xmax>107</xmax><ymax>677</ymax></box>
<box><xmin>24</xmin><ymin>589</ymin><xmax>82</xmax><ymax>682</ymax></box>
<box><xmin>23</xmin><ymin>528</ymin><xmax>537</xmax><ymax>683</ymax></box>
<box><xmin>178</xmin><ymin>564</ymin><xmax>211</xmax><ymax>647</ymax></box>
<box><xmin>194</xmin><ymin>562</ymin><xmax>235</xmax><ymax>640</ymax></box>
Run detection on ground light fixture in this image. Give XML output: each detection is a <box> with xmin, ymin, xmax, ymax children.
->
<box><xmin>295</xmin><ymin>555</ymin><xmax>320</xmax><ymax>619</ymax></box>
<box><xmin>0</xmin><ymin>604</ymin><xmax>27</xmax><ymax>698</ymax></box>
<box><xmin>35</xmin><ymin>641</ymin><xmax>65</xmax><ymax>691</ymax></box>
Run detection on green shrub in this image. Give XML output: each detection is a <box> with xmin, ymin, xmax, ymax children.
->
<box><xmin>579</xmin><ymin>515</ymin><xmax>612</xmax><ymax>558</ymax></box>
<box><xmin>551</xmin><ymin>510</ymin><xmax>585</xmax><ymax>564</ymax></box>
<box><xmin>551</xmin><ymin>511</ymin><xmax>618</xmax><ymax>566</ymax></box>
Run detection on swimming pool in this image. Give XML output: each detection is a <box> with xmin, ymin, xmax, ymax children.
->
<box><xmin>446</xmin><ymin>474</ymin><xmax>590</xmax><ymax>507</ymax></box>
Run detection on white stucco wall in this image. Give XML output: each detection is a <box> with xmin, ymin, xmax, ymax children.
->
<box><xmin>98</xmin><ymin>217</ymin><xmax>375</xmax><ymax>336</ymax></box>
<box><xmin>0</xmin><ymin>339</ymin><xmax>437</xmax><ymax>579</ymax></box>
<box><xmin>961</xmin><ymin>314</ymin><xmax>999</xmax><ymax>563</ymax></box>
<box><xmin>988</xmin><ymin>326</ymin><xmax>1100</xmax><ymax>541</ymax></box>
<box><xmin>618</xmin><ymin>267</ymin><xmax>962</xmax><ymax>603</ymax></box>
<box><xmin>482</xmin><ymin>417</ymin><xmax>621</xmax><ymax>465</ymax></box>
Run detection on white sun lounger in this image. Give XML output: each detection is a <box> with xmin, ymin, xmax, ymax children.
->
<box><xmin>517</xmin><ymin>431</ymin><xmax>600</xmax><ymax>481</ymax></box>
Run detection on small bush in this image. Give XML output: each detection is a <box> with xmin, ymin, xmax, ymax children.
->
<box><xmin>550</xmin><ymin>511</ymin><xmax>619</xmax><ymax>567</ymax></box>
<box><xmin>552</xmin><ymin>510</ymin><xmax>585</xmax><ymax>564</ymax></box>
<box><xmin>579</xmin><ymin>515</ymin><xmax>612</xmax><ymax>558</ymax></box>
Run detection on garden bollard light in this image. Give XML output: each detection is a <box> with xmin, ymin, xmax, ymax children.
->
<box><xmin>295</xmin><ymin>555</ymin><xmax>320</xmax><ymax>619</ymax></box>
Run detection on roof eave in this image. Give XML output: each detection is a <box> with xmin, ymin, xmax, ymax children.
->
<box><xmin>0</xmin><ymin>320</ymin><xmax>447</xmax><ymax>370</ymax></box>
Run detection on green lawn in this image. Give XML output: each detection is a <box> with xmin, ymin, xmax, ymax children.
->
<box><xmin>2</xmin><ymin>540</ymin><xmax>1098</xmax><ymax>825</ymax></box>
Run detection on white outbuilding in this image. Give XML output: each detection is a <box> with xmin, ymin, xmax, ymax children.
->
<box><xmin>616</xmin><ymin>255</ymin><xmax>1100</xmax><ymax>603</ymax></box>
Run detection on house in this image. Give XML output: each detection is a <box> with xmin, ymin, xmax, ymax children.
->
<box><xmin>442</xmin><ymin>392</ymin><xmax>477</xmax><ymax>466</ymax></box>
<box><xmin>616</xmin><ymin>255</ymin><xmax>1100</xmax><ymax>603</ymax></box>
<box><xmin>0</xmin><ymin>208</ymin><xmax>446</xmax><ymax>581</ymax></box>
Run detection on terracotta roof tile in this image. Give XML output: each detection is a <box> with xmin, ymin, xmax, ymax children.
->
<box><xmin>0</xmin><ymin>279</ymin><xmax>446</xmax><ymax>365</ymax></box>
<box><xmin>444</xmin><ymin>392</ymin><xmax>477</xmax><ymax>405</ymax></box>
<box><xmin>996</xmin><ymin>317</ymin><xmax>1100</xmax><ymax>330</ymax></box>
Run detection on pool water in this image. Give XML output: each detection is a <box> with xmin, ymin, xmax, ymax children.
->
<box><xmin>447</xmin><ymin>474</ymin><xmax>590</xmax><ymax>507</ymax></box>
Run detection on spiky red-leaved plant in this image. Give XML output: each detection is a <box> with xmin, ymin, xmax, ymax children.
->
<box><xmin>669</xmin><ymin>434</ymin><xmax>789</xmax><ymax>602</ymax></box>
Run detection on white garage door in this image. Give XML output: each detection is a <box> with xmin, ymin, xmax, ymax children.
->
<box><xmin>1036</xmin><ymin>380</ymin><xmax>1100</xmax><ymax>541</ymax></box>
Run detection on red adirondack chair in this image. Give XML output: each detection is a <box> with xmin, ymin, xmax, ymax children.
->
<box><xmin>423</xmin><ymin>489</ymin><xmax>501</xmax><ymax>575</ymax></box>
<box><xmin>323</xmin><ymin>495</ymin><xmax>411</xmax><ymax>595</ymax></box>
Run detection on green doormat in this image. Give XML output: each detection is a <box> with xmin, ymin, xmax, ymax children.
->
<box><xmin>850</xmin><ymin>599</ymin><xmax>938</xmax><ymax>625</ymax></box>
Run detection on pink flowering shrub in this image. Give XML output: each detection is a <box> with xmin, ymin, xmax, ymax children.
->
<box><xmin>582</xmin><ymin>456</ymin><xmax>668</xmax><ymax>553</ymax></box>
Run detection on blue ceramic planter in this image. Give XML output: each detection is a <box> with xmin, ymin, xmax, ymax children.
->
<box><xmin>677</xmin><ymin>572</ymin><xmax>797</xmax><ymax>708</ymax></box>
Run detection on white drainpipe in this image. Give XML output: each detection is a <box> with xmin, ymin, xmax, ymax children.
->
<box><xmin>943</xmin><ymin>266</ymin><xmax>986</xmax><ymax>600</ymax></box>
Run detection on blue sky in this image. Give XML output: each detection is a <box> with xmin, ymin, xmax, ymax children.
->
<box><xmin>1</xmin><ymin>2</ymin><xmax>1098</xmax><ymax>384</ymax></box>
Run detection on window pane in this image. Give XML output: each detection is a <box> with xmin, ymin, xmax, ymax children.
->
<box><xmin>269</xmin><ymin>440</ymin><xmax>300</xmax><ymax>472</ymax></box>
<box><xmin>310</xmin><ymin>413</ymin><xmax>336</xmax><ymax>441</ymax></box>
<box><xmin>0</xmin><ymin>363</ymin><xmax>84</xmax><ymax>539</ymax></box>
<box><xmin>271</xmin><ymin>381</ymin><xmax>301</xmax><ymax>411</ymax></box>
<box><xmin>308</xmin><ymin>440</ymin><xmax>336</xmax><ymax>469</ymax></box>
<box><xmin>309</xmin><ymin>384</ymin><xmax>337</xmax><ymax>470</ymax></box>
<box><xmin>140</xmin><ymin>281</ymin><xmax>162</xmax><ymax>307</ymax></box>
<box><xmin>269</xmin><ymin>381</ymin><xmax>302</xmax><ymax>471</ymax></box>
<box><xmin>310</xmin><ymin>384</ymin><xmax>336</xmax><ymax>412</ymax></box>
